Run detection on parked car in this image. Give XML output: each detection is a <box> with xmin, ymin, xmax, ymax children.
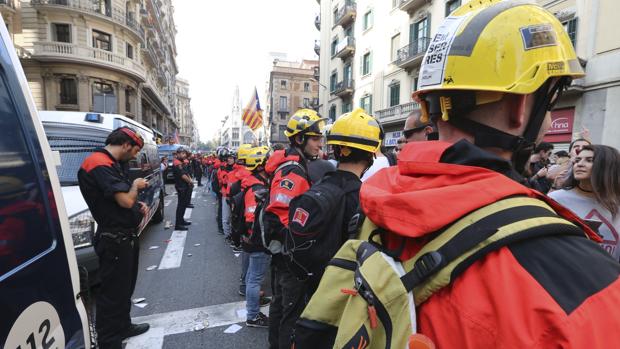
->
<box><xmin>39</xmin><ymin>111</ymin><xmax>165</xmax><ymax>283</ymax></box>
<box><xmin>0</xmin><ymin>16</ymin><xmax>90</xmax><ymax>348</ymax></box>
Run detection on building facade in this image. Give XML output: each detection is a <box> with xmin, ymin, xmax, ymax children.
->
<box><xmin>316</xmin><ymin>0</ymin><xmax>620</xmax><ymax>150</ymax></box>
<box><xmin>5</xmin><ymin>0</ymin><xmax>189</xmax><ymax>140</ymax></box>
<box><xmin>219</xmin><ymin>86</ymin><xmax>264</xmax><ymax>150</ymax></box>
<box><xmin>266</xmin><ymin>59</ymin><xmax>319</xmax><ymax>144</ymax></box>
<box><xmin>175</xmin><ymin>77</ymin><xmax>196</xmax><ymax>146</ymax></box>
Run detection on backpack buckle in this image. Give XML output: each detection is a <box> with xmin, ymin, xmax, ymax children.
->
<box><xmin>413</xmin><ymin>251</ymin><xmax>444</xmax><ymax>282</ymax></box>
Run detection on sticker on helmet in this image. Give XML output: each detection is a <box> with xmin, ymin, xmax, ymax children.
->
<box><xmin>280</xmin><ymin>179</ymin><xmax>295</xmax><ymax>191</ymax></box>
<box><xmin>419</xmin><ymin>15</ymin><xmax>469</xmax><ymax>88</ymax></box>
<box><xmin>520</xmin><ymin>24</ymin><xmax>557</xmax><ymax>50</ymax></box>
<box><xmin>292</xmin><ymin>207</ymin><xmax>310</xmax><ymax>227</ymax></box>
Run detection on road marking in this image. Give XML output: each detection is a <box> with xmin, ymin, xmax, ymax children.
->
<box><xmin>191</xmin><ymin>191</ymin><xmax>196</xmax><ymax>199</ymax></box>
<box><xmin>125</xmin><ymin>301</ymin><xmax>269</xmax><ymax>349</ymax></box>
<box><xmin>158</xmin><ymin>230</ymin><xmax>187</xmax><ymax>270</ymax></box>
<box><xmin>164</xmin><ymin>200</ymin><xmax>171</xmax><ymax>207</ymax></box>
<box><xmin>184</xmin><ymin>208</ymin><xmax>192</xmax><ymax>220</ymax></box>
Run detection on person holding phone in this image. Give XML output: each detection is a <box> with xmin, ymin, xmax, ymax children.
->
<box><xmin>549</xmin><ymin>145</ymin><xmax>620</xmax><ymax>260</ymax></box>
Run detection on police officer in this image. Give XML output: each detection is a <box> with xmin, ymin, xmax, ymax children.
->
<box><xmin>173</xmin><ymin>147</ymin><xmax>193</xmax><ymax>230</ymax></box>
<box><xmin>78</xmin><ymin>127</ymin><xmax>150</xmax><ymax>349</ymax></box>
<box><xmin>263</xmin><ymin>108</ymin><xmax>326</xmax><ymax>349</ymax></box>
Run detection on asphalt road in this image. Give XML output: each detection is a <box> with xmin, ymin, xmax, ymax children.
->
<box><xmin>121</xmin><ymin>183</ymin><xmax>270</xmax><ymax>349</ymax></box>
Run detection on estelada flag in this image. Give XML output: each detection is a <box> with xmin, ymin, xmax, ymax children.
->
<box><xmin>242</xmin><ymin>87</ymin><xmax>263</xmax><ymax>131</ymax></box>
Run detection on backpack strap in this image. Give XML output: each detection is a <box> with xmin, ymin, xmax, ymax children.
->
<box><xmin>398</xmin><ymin>196</ymin><xmax>585</xmax><ymax>305</ymax></box>
<box><xmin>274</xmin><ymin>160</ymin><xmax>308</xmax><ymax>182</ymax></box>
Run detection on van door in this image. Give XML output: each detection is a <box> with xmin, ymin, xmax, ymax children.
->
<box><xmin>0</xmin><ymin>19</ymin><xmax>89</xmax><ymax>349</ymax></box>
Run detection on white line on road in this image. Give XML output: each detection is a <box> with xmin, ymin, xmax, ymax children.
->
<box><xmin>191</xmin><ymin>191</ymin><xmax>196</xmax><ymax>199</ymax></box>
<box><xmin>158</xmin><ymin>230</ymin><xmax>187</xmax><ymax>270</ymax></box>
<box><xmin>124</xmin><ymin>327</ymin><xmax>164</xmax><ymax>349</ymax></box>
<box><xmin>163</xmin><ymin>200</ymin><xmax>171</xmax><ymax>207</ymax></box>
<box><xmin>125</xmin><ymin>301</ymin><xmax>269</xmax><ymax>349</ymax></box>
<box><xmin>184</xmin><ymin>208</ymin><xmax>192</xmax><ymax>220</ymax></box>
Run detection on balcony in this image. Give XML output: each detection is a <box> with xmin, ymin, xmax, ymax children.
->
<box><xmin>333</xmin><ymin>79</ymin><xmax>354</xmax><ymax>97</ymax></box>
<box><xmin>396</xmin><ymin>37</ymin><xmax>431</xmax><ymax>70</ymax></box>
<box><xmin>0</xmin><ymin>0</ymin><xmax>16</xmax><ymax>13</ymax></box>
<box><xmin>315</xmin><ymin>15</ymin><xmax>321</xmax><ymax>30</ymax></box>
<box><xmin>277</xmin><ymin>105</ymin><xmax>290</xmax><ymax>113</ymax></box>
<box><xmin>334</xmin><ymin>0</ymin><xmax>356</xmax><ymax>28</ymax></box>
<box><xmin>399</xmin><ymin>0</ymin><xmax>431</xmax><ymax>15</ymax></box>
<box><xmin>144</xmin><ymin>70</ymin><xmax>172</xmax><ymax>115</ymax></box>
<box><xmin>31</xmin><ymin>0</ymin><xmax>145</xmax><ymax>42</ymax></box>
<box><xmin>310</xmin><ymin>98</ymin><xmax>320</xmax><ymax>110</ymax></box>
<box><xmin>314</xmin><ymin>40</ymin><xmax>320</xmax><ymax>55</ymax></box>
<box><xmin>375</xmin><ymin>101</ymin><xmax>420</xmax><ymax>125</ymax></box>
<box><xmin>313</xmin><ymin>66</ymin><xmax>320</xmax><ymax>80</ymax></box>
<box><xmin>334</xmin><ymin>36</ymin><xmax>355</xmax><ymax>59</ymax></box>
<box><xmin>31</xmin><ymin>42</ymin><xmax>145</xmax><ymax>82</ymax></box>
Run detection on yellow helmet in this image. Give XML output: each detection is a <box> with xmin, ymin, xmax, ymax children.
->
<box><xmin>327</xmin><ymin>108</ymin><xmax>382</xmax><ymax>153</ymax></box>
<box><xmin>413</xmin><ymin>0</ymin><xmax>584</xmax><ymax>121</ymax></box>
<box><xmin>284</xmin><ymin>109</ymin><xmax>327</xmax><ymax>138</ymax></box>
<box><xmin>237</xmin><ymin>144</ymin><xmax>253</xmax><ymax>162</ymax></box>
<box><xmin>245</xmin><ymin>146</ymin><xmax>270</xmax><ymax>171</ymax></box>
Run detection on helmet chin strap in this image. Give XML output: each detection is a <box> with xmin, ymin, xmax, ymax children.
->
<box><xmin>425</xmin><ymin>77</ymin><xmax>570</xmax><ymax>174</ymax></box>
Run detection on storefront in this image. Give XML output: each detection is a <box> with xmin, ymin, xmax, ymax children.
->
<box><xmin>543</xmin><ymin>107</ymin><xmax>575</xmax><ymax>152</ymax></box>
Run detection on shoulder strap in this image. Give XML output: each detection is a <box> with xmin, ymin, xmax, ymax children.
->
<box><xmin>275</xmin><ymin>160</ymin><xmax>307</xmax><ymax>178</ymax></box>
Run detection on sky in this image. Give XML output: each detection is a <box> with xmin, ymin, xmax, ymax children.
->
<box><xmin>173</xmin><ymin>0</ymin><xmax>320</xmax><ymax>142</ymax></box>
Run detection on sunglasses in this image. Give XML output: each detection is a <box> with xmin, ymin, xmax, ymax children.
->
<box><xmin>403</xmin><ymin>125</ymin><xmax>428</xmax><ymax>139</ymax></box>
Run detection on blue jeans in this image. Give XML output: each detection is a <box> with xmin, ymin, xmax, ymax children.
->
<box><xmin>240</xmin><ymin>251</ymin><xmax>249</xmax><ymax>289</ymax></box>
<box><xmin>245</xmin><ymin>252</ymin><xmax>270</xmax><ymax>320</ymax></box>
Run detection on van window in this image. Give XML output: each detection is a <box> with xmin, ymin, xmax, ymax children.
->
<box><xmin>0</xmin><ymin>73</ymin><xmax>55</xmax><ymax>280</ymax></box>
<box><xmin>46</xmin><ymin>132</ymin><xmax>107</xmax><ymax>186</ymax></box>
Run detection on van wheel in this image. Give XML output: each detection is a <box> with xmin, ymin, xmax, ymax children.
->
<box><xmin>152</xmin><ymin>192</ymin><xmax>164</xmax><ymax>223</ymax></box>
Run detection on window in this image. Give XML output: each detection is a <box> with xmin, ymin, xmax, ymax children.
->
<box><xmin>391</xmin><ymin>33</ymin><xmax>401</xmax><ymax>62</ymax></box>
<box><xmin>59</xmin><ymin>78</ymin><xmax>77</xmax><ymax>105</ymax></box>
<box><xmin>330</xmin><ymin>72</ymin><xmax>337</xmax><ymax>92</ymax></box>
<box><xmin>52</xmin><ymin>23</ymin><xmax>71</xmax><ymax>43</ymax></box>
<box><xmin>96</xmin><ymin>0</ymin><xmax>112</xmax><ymax>16</ymax></box>
<box><xmin>278</xmin><ymin>125</ymin><xmax>287</xmax><ymax>140</ymax></box>
<box><xmin>389</xmin><ymin>82</ymin><xmax>400</xmax><ymax>107</ymax></box>
<box><xmin>412</xmin><ymin>77</ymin><xmax>419</xmax><ymax>93</ymax></box>
<box><xmin>0</xmin><ymin>70</ymin><xmax>56</xmax><ymax>278</ymax></box>
<box><xmin>362</xmin><ymin>52</ymin><xmax>372</xmax><ymax>76</ymax></box>
<box><xmin>363</xmin><ymin>10</ymin><xmax>373</xmax><ymax>30</ymax></box>
<box><xmin>303</xmin><ymin>98</ymin><xmax>310</xmax><ymax>107</ymax></box>
<box><xmin>232</xmin><ymin>128</ymin><xmax>239</xmax><ymax>139</ymax></box>
<box><xmin>360</xmin><ymin>95</ymin><xmax>372</xmax><ymax>113</ymax></box>
<box><xmin>342</xmin><ymin>101</ymin><xmax>352</xmax><ymax>114</ymax></box>
<box><xmin>92</xmin><ymin>30</ymin><xmax>112</xmax><ymax>51</ymax></box>
<box><xmin>279</xmin><ymin>96</ymin><xmax>288</xmax><ymax>110</ymax></box>
<box><xmin>329</xmin><ymin>105</ymin><xmax>337</xmax><ymax>122</ymax></box>
<box><xmin>125</xmin><ymin>87</ymin><xmax>132</xmax><ymax>112</ymax></box>
<box><xmin>563</xmin><ymin>18</ymin><xmax>578</xmax><ymax>49</ymax></box>
<box><xmin>304</xmin><ymin>82</ymin><xmax>310</xmax><ymax>92</ymax></box>
<box><xmin>280</xmin><ymin>113</ymin><xmax>287</xmax><ymax>120</ymax></box>
<box><xmin>126</xmin><ymin>43</ymin><xmax>134</xmax><ymax>59</ymax></box>
<box><xmin>392</xmin><ymin>0</ymin><xmax>398</xmax><ymax>9</ymax></box>
<box><xmin>232</xmin><ymin>141</ymin><xmax>240</xmax><ymax>147</ymax></box>
<box><xmin>445</xmin><ymin>0</ymin><xmax>461</xmax><ymax>17</ymax></box>
<box><xmin>92</xmin><ymin>82</ymin><xmax>116</xmax><ymax>113</ymax></box>
<box><xmin>333</xmin><ymin>8</ymin><xmax>338</xmax><ymax>24</ymax></box>
<box><xmin>280</xmin><ymin>80</ymin><xmax>287</xmax><ymax>89</ymax></box>
<box><xmin>343</xmin><ymin>62</ymin><xmax>352</xmax><ymax>82</ymax></box>
<box><xmin>331</xmin><ymin>38</ymin><xmax>338</xmax><ymax>56</ymax></box>
<box><xmin>411</xmin><ymin>17</ymin><xmax>430</xmax><ymax>53</ymax></box>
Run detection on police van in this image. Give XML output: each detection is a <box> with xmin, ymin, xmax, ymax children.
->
<box><xmin>39</xmin><ymin>111</ymin><xmax>165</xmax><ymax>281</ymax></box>
<box><xmin>157</xmin><ymin>143</ymin><xmax>189</xmax><ymax>181</ymax></box>
<box><xmin>0</xmin><ymin>17</ymin><xmax>90</xmax><ymax>349</ymax></box>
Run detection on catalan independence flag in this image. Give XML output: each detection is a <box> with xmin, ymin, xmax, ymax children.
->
<box><xmin>242</xmin><ymin>87</ymin><xmax>263</xmax><ymax>131</ymax></box>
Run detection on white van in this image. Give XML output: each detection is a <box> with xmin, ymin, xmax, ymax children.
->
<box><xmin>39</xmin><ymin>111</ymin><xmax>165</xmax><ymax>282</ymax></box>
<box><xmin>0</xmin><ymin>16</ymin><xmax>90</xmax><ymax>348</ymax></box>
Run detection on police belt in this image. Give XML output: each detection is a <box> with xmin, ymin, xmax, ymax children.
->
<box><xmin>97</xmin><ymin>228</ymin><xmax>137</xmax><ymax>241</ymax></box>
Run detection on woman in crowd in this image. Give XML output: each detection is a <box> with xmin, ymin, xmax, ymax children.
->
<box><xmin>549</xmin><ymin>145</ymin><xmax>620</xmax><ymax>260</ymax></box>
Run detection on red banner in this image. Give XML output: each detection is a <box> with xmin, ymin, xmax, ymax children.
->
<box><xmin>544</xmin><ymin>108</ymin><xmax>574</xmax><ymax>143</ymax></box>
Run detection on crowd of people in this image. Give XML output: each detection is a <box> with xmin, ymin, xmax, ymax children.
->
<box><xmin>79</xmin><ymin>1</ymin><xmax>620</xmax><ymax>348</ymax></box>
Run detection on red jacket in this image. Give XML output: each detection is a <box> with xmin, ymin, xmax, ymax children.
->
<box><xmin>265</xmin><ymin>149</ymin><xmax>310</xmax><ymax>227</ymax></box>
<box><xmin>361</xmin><ymin>141</ymin><xmax>620</xmax><ymax>348</ymax></box>
<box><xmin>218</xmin><ymin>164</ymin><xmax>234</xmax><ymax>197</ymax></box>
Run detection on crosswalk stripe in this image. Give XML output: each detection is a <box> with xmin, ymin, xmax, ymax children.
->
<box><xmin>184</xmin><ymin>208</ymin><xmax>192</xmax><ymax>220</ymax></box>
<box><xmin>191</xmin><ymin>191</ymin><xmax>196</xmax><ymax>199</ymax></box>
<box><xmin>124</xmin><ymin>326</ymin><xmax>164</xmax><ymax>349</ymax></box>
<box><xmin>158</xmin><ymin>230</ymin><xmax>187</xmax><ymax>270</ymax></box>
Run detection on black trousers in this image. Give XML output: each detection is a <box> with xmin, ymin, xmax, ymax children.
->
<box><xmin>176</xmin><ymin>187</ymin><xmax>189</xmax><ymax>225</ymax></box>
<box><xmin>195</xmin><ymin>173</ymin><xmax>202</xmax><ymax>186</ymax></box>
<box><xmin>216</xmin><ymin>193</ymin><xmax>223</xmax><ymax>233</ymax></box>
<box><xmin>94</xmin><ymin>234</ymin><xmax>139</xmax><ymax>349</ymax></box>
<box><xmin>269</xmin><ymin>258</ymin><xmax>308</xmax><ymax>349</ymax></box>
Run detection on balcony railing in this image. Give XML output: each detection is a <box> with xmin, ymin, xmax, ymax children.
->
<box><xmin>314</xmin><ymin>15</ymin><xmax>321</xmax><ymax>30</ymax></box>
<box><xmin>313</xmin><ymin>66</ymin><xmax>320</xmax><ymax>80</ymax></box>
<box><xmin>334</xmin><ymin>0</ymin><xmax>356</xmax><ymax>28</ymax></box>
<box><xmin>399</xmin><ymin>0</ymin><xmax>430</xmax><ymax>14</ymax></box>
<box><xmin>31</xmin><ymin>0</ymin><xmax>145</xmax><ymax>41</ymax></box>
<box><xmin>396</xmin><ymin>37</ymin><xmax>431</xmax><ymax>69</ymax></box>
<box><xmin>333</xmin><ymin>79</ymin><xmax>354</xmax><ymax>97</ymax></box>
<box><xmin>314</xmin><ymin>40</ymin><xmax>320</xmax><ymax>55</ymax></box>
<box><xmin>32</xmin><ymin>41</ymin><xmax>145</xmax><ymax>80</ymax></box>
<box><xmin>0</xmin><ymin>0</ymin><xmax>16</xmax><ymax>10</ymax></box>
<box><xmin>375</xmin><ymin>101</ymin><xmax>420</xmax><ymax>124</ymax></box>
<box><xmin>334</xmin><ymin>36</ymin><xmax>355</xmax><ymax>59</ymax></box>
